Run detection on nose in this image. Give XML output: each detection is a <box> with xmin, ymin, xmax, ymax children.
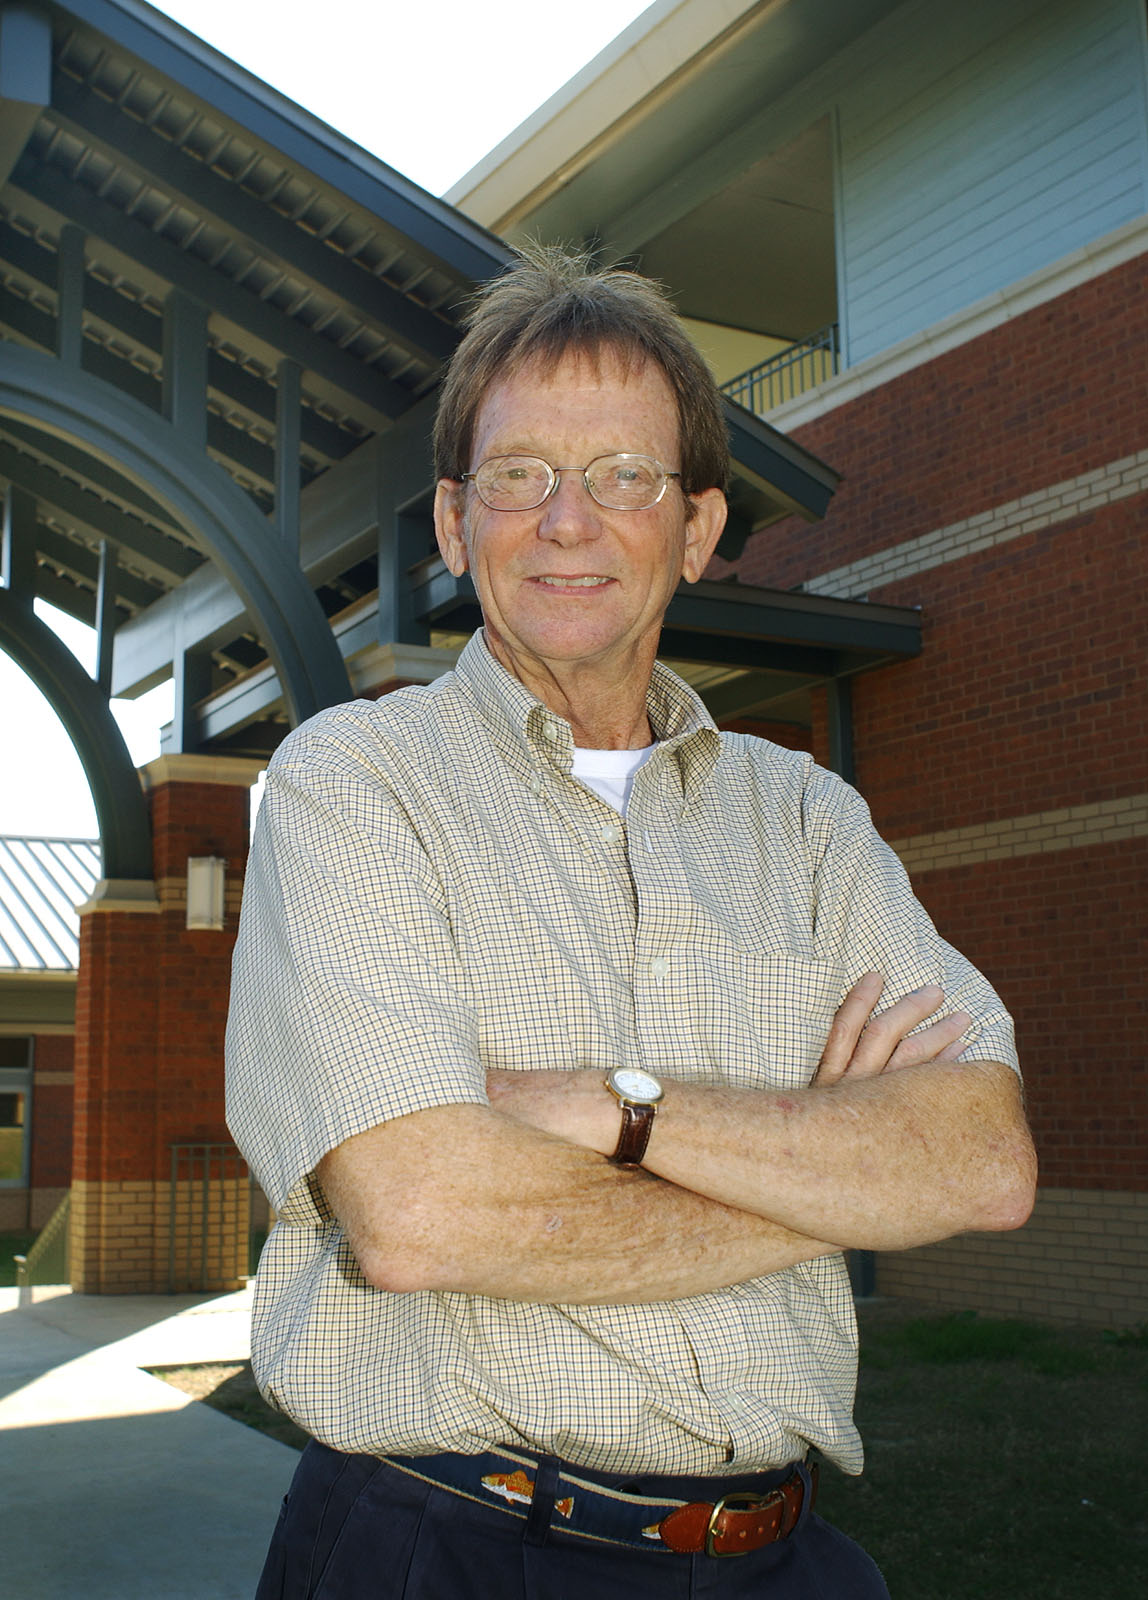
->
<box><xmin>536</xmin><ymin>469</ymin><xmax>602</xmax><ymax>545</ymax></box>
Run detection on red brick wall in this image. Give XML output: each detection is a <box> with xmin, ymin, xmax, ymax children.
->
<box><xmin>853</xmin><ymin>503</ymin><xmax>1146</xmax><ymax>838</ymax></box>
<box><xmin>149</xmin><ymin>780</ymin><xmax>251</xmax><ymax>881</ymax></box>
<box><xmin>718</xmin><ymin>718</ymin><xmax>814</xmax><ymax>753</ymax></box>
<box><xmin>715</xmin><ymin>253</ymin><xmax>1148</xmax><ymax>1195</ymax></box>
<box><xmin>73</xmin><ymin>779</ymin><xmax>251</xmax><ymax>1187</ymax></box>
<box><xmin>29</xmin><ymin>1034</ymin><xmax>73</xmax><ymax>1189</ymax></box>
<box><xmin>911</xmin><ymin>842</ymin><xmax>1147</xmax><ymax>1192</ymax></box>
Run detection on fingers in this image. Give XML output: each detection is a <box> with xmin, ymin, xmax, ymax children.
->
<box><xmin>842</xmin><ymin>983</ymin><xmax>946</xmax><ymax>1076</ymax></box>
<box><xmin>815</xmin><ymin>977</ymin><xmax>973</xmax><ymax>1087</ymax></box>
<box><xmin>815</xmin><ymin>972</ymin><xmax>885</xmax><ymax>1085</ymax></box>
<box><xmin>884</xmin><ymin>1009</ymin><xmax>971</xmax><ymax>1070</ymax></box>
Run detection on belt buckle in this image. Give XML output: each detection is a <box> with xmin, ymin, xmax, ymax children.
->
<box><xmin>704</xmin><ymin>1488</ymin><xmax>781</xmax><ymax>1558</ymax></box>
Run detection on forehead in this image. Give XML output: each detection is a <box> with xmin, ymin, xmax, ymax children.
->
<box><xmin>471</xmin><ymin>347</ymin><xmax>679</xmax><ymax>463</ymax></box>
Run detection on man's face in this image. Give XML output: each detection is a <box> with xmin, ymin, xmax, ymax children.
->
<box><xmin>434</xmin><ymin>347</ymin><xmax>726</xmax><ymax>685</ymax></box>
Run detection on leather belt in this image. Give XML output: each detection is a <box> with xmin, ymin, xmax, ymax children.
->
<box><xmin>380</xmin><ymin>1445</ymin><xmax>817</xmax><ymax>1557</ymax></box>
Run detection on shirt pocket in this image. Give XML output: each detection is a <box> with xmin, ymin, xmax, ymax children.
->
<box><xmin>734</xmin><ymin>951</ymin><xmax>848</xmax><ymax>1091</ymax></box>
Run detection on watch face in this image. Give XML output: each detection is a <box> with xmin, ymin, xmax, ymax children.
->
<box><xmin>609</xmin><ymin>1068</ymin><xmax>663</xmax><ymax>1104</ymax></box>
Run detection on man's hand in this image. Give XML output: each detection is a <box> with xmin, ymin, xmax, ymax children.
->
<box><xmin>485</xmin><ymin>971</ymin><xmax>1035</xmax><ymax>1251</ymax></box>
<box><xmin>487</xmin><ymin>970</ymin><xmax>973</xmax><ymax>1138</ymax></box>
<box><xmin>812</xmin><ymin>972</ymin><xmax>971</xmax><ymax>1085</ymax></box>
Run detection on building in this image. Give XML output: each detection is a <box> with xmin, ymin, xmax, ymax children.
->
<box><xmin>0</xmin><ymin>834</ymin><xmax>93</xmax><ymax>1232</ymax></box>
<box><xmin>1</xmin><ymin>0</ymin><xmax>1142</xmax><ymax>1320</ymax></box>
<box><xmin>447</xmin><ymin>0</ymin><xmax>1148</xmax><ymax>1326</ymax></box>
<box><xmin>2</xmin><ymin>0</ymin><xmax>882</xmax><ymax>1291</ymax></box>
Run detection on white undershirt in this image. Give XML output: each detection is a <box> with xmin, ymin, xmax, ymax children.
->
<box><xmin>570</xmin><ymin>744</ymin><xmax>657</xmax><ymax>815</ymax></box>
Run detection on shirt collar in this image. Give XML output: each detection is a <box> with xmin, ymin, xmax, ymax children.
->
<box><xmin>452</xmin><ymin>629</ymin><xmax>722</xmax><ymax>799</ymax></box>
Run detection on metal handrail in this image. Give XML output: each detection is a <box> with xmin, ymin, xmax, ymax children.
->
<box><xmin>14</xmin><ymin>1193</ymin><xmax>70</xmax><ymax>1306</ymax></box>
<box><xmin>720</xmin><ymin>324</ymin><xmax>840</xmax><ymax>415</ymax></box>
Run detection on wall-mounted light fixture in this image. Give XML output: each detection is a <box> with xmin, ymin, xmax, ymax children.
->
<box><xmin>186</xmin><ymin>856</ymin><xmax>227</xmax><ymax>930</ymax></box>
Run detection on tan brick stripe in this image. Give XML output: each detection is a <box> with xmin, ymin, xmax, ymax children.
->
<box><xmin>888</xmin><ymin>794</ymin><xmax>1148</xmax><ymax>874</ymax></box>
<box><xmin>877</xmin><ymin>1187</ymin><xmax>1148</xmax><ymax>1328</ymax></box>
<box><xmin>804</xmin><ymin>447</ymin><xmax>1148</xmax><ymax>600</ymax></box>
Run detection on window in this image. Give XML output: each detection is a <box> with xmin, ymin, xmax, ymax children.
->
<box><xmin>0</xmin><ymin>1037</ymin><xmax>32</xmax><ymax>1187</ymax></box>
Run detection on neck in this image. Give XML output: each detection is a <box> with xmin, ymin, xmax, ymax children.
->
<box><xmin>483</xmin><ymin>629</ymin><xmax>656</xmax><ymax>749</ymax></box>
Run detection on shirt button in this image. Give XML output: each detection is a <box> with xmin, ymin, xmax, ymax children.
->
<box><xmin>650</xmin><ymin>956</ymin><xmax>670</xmax><ymax>980</ymax></box>
<box><xmin>543</xmin><ymin>722</ymin><xmax>562</xmax><ymax>743</ymax></box>
<box><xmin>528</xmin><ymin>773</ymin><xmax>543</xmax><ymax>796</ymax></box>
<box><xmin>600</xmin><ymin>822</ymin><xmax>622</xmax><ymax>845</ymax></box>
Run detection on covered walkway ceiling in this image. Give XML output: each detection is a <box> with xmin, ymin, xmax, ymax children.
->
<box><xmin>0</xmin><ymin>0</ymin><xmax>916</xmax><ymax>765</ymax></box>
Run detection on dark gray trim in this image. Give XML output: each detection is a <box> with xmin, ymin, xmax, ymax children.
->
<box><xmin>49</xmin><ymin>70</ymin><xmax>460</xmax><ymax>367</ymax></box>
<box><xmin>54</xmin><ymin>221</ymin><xmax>84</xmax><ymax>364</ymax></box>
<box><xmin>663</xmin><ymin>580</ymin><xmax>919</xmax><ymax>660</ymax></box>
<box><xmin>2</xmin><ymin>481</ymin><xmax>36</xmax><ymax>597</ymax></box>
<box><xmin>0</xmin><ymin>439</ymin><xmax>202</xmax><ymax>583</ymax></box>
<box><xmin>723</xmin><ymin>397</ymin><xmax>839</xmax><ymax>523</ymax></box>
<box><xmin>161</xmin><ymin>288</ymin><xmax>208</xmax><ymax>453</ymax></box>
<box><xmin>57</xmin><ymin>0</ymin><xmax>512</xmax><ymax>285</ymax></box>
<box><xmin>32</xmin><ymin>563</ymin><xmax>95</xmax><ymax>624</ymax></box>
<box><xmin>0</xmin><ymin>342</ymin><xmax>352</xmax><ymax>725</ymax></box>
<box><xmin>825</xmin><ymin>675</ymin><xmax>855</xmax><ymax>786</ymax></box>
<box><xmin>94</xmin><ymin>536</ymin><xmax>115</xmax><ymax>690</ymax></box>
<box><xmin>0</xmin><ymin>2</ymin><xmax>49</xmax><ymax>187</ymax></box>
<box><xmin>275</xmin><ymin>358</ymin><xmax>301</xmax><ymax>550</ymax></box>
<box><xmin>10</xmin><ymin>155</ymin><xmax>408</xmax><ymax>422</ymax></box>
<box><xmin>0</xmin><ymin>219</ymin><xmax>358</xmax><ymax>461</ymax></box>
<box><xmin>4</xmin><ymin>416</ymin><xmax>187</xmax><ymax>531</ymax></box>
<box><xmin>0</xmin><ymin>585</ymin><xmax>151</xmax><ymax>879</ymax></box>
<box><xmin>34</xmin><ymin>519</ymin><xmax>156</xmax><ymax>608</ymax></box>
<box><xmin>0</xmin><ymin>282</ymin><xmax>285</xmax><ymax>489</ymax></box>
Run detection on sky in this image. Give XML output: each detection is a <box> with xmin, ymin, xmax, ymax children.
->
<box><xmin>0</xmin><ymin>0</ymin><xmax>656</xmax><ymax>839</ymax></box>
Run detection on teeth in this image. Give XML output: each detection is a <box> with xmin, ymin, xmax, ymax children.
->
<box><xmin>536</xmin><ymin>576</ymin><xmax>609</xmax><ymax>587</ymax></box>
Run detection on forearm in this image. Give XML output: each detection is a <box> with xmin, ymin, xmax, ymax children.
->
<box><xmin>496</xmin><ymin>1060</ymin><xmax>1036</xmax><ymax>1252</ymax></box>
<box><xmin>318</xmin><ymin>1103</ymin><xmax>837</xmax><ymax>1304</ymax></box>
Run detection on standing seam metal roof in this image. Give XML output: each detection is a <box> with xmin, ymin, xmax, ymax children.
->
<box><xmin>0</xmin><ymin>837</ymin><xmax>100</xmax><ymax>971</ymax></box>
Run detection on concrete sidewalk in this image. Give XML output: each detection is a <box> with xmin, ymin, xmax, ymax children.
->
<box><xmin>0</xmin><ymin>1283</ymin><xmax>298</xmax><ymax>1599</ymax></box>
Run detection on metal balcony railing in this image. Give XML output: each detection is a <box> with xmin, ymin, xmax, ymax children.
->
<box><xmin>720</xmin><ymin>324</ymin><xmax>840</xmax><ymax>415</ymax></box>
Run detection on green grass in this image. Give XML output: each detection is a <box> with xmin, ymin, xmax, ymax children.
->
<box><xmin>0</xmin><ymin>1231</ymin><xmax>36</xmax><ymax>1287</ymax></box>
<box><xmin>816</xmin><ymin>1304</ymin><xmax>1148</xmax><ymax>1599</ymax></box>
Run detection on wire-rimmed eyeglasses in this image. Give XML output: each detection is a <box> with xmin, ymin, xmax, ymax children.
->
<box><xmin>461</xmin><ymin>453</ymin><xmax>681</xmax><ymax>512</ymax></box>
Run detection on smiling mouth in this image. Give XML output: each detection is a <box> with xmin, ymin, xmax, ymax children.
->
<box><xmin>532</xmin><ymin>575</ymin><xmax>613</xmax><ymax>588</ymax></box>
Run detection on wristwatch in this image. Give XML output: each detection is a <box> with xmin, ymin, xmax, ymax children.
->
<box><xmin>605</xmin><ymin>1067</ymin><xmax>664</xmax><ymax>1167</ymax></box>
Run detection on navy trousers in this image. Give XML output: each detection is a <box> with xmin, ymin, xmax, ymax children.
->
<box><xmin>256</xmin><ymin>1442</ymin><xmax>891</xmax><ymax>1599</ymax></box>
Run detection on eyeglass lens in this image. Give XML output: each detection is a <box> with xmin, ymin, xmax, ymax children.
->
<box><xmin>472</xmin><ymin>454</ymin><xmax>671</xmax><ymax>511</ymax></box>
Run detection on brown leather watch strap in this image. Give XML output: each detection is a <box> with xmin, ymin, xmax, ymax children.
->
<box><xmin>609</xmin><ymin>1102</ymin><xmax>656</xmax><ymax>1167</ymax></box>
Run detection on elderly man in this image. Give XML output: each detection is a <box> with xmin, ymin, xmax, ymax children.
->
<box><xmin>226</xmin><ymin>248</ymin><xmax>1035</xmax><ymax>1599</ymax></box>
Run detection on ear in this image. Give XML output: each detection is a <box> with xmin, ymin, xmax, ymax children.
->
<box><xmin>434</xmin><ymin>479</ymin><xmax>470</xmax><ymax>576</ymax></box>
<box><xmin>680</xmin><ymin>488</ymin><xmax>727</xmax><ymax>584</ymax></box>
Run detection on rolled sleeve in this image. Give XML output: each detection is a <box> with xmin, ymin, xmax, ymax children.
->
<box><xmin>225</xmin><ymin>715</ymin><xmax>488</xmax><ymax>1213</ymax></box>
<box><xmin>803</xmin><ymin>765</ymin><xmax>1019</xmax><ymax>1074</ymax></box>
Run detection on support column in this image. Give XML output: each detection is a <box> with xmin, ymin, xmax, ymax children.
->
<box><xmin>70</xmin><ymin>753</ymin><xmax>265</xmax><ymax>1293</ymax></box>
<box><xmin>2</xmin><ymin>482</ymin><xmax>37</xmax><ymax>600</ymax></box>
<box><xmin>275</xmin><ymin>357</ymin><xmax>302</xmax><ymax>550</ymax></box>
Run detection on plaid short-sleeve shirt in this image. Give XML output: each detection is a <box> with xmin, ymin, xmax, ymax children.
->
<box><xmin>226</xmin><ymin>630</ymin><xmax>1017</xmax><ymax>1477</ymax></box>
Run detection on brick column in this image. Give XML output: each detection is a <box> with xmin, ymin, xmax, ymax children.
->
<box><xmin>70</xmin><ymin>754</ymin><xmax>265</xmax><ymax>1293</ymax></box>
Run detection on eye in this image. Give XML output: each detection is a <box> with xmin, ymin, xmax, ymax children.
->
<box><xmin>599</xmin><ymin>457</ymin><xmax>658</xmax><ymax>489</ymax></box>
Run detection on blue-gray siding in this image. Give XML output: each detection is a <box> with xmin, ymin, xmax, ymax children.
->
<box><xmin>836</xmin><ymin>0</ymin><xmax>1148</xmax><ymax>362</ymax></box>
